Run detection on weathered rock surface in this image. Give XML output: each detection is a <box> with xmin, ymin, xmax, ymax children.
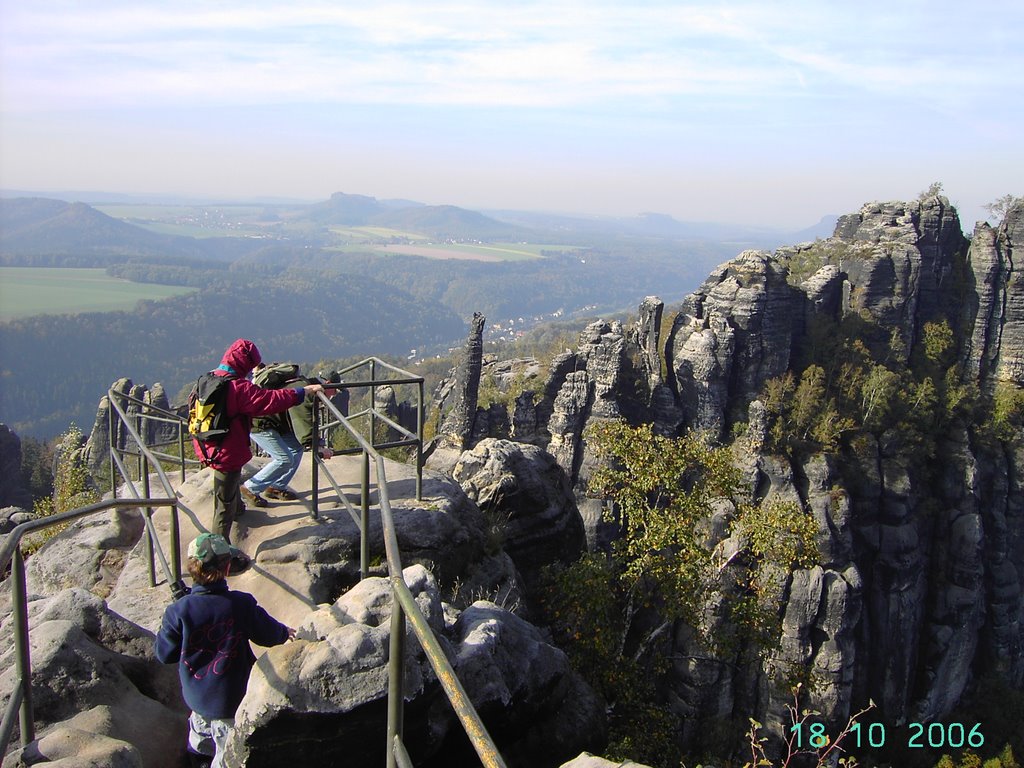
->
<box><xmin>3</xmin><ymin>453</ymin><xmax>603</xmax><ymax>767</ymax></box>
<box><xmin>431</xmin><ymin>311</ymin><xmax>486</xmax><ymax>454</ymax></box>
<box><xmin>963</xmin><ymin>200</ymin><xmax>1024</xmax><ymax>390</ymax></box>
<box><xmin>1</xmin><ymin>506</ymin><xmax>34</xmax><ymax>536</ymax></box>
<box><xmin>559</xmin><ymin>754</ymin><xmax>650</xmax><ymax>768</ymax></box>
<box><xmin>631</xmin><ymin>296</ymin><xmax>684</xmax><ymax>436</ymax></box>
<box><xmin>669</xmin><ymin>249</ymin><xmax>802</xmax><ymax>438</ymax></box>
<box><xmin>0</xmin><ymin>424</ymin><xmax>33</xmax><ymax>510</ymax></box>
<box><xmin>415</xmin><ymin>196</ymin><xmax>1024</xmax><ymax>751</ymax></box>
<box><xmin>226</xmin><ymin>565</ymin><xmax>604</xmax><ymax>768</ymax></box>
<box><xmin>11</xmin><ymin>195</ymin><xmax>1024</xmax><ymax>765</ymax></box>
<box><xmin>0</xmin><ymin>589</ymin><xmax>185</xmax><ymax>768</ymax></box>
<box><xmin>453</xmin><ymin>438</ymin><xmax>586</xmax><ymax>594</ymax></box>
<box><xmin>82</xmin><ymin>378</ymin><xmax>179</xmax><ymax>479</ymax></box>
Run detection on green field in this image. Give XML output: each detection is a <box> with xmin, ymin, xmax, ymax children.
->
<box><xmin>374</xmin><ymin>241</ymin><xmax>583</xmax><ymax>262</ymax></box>
<box><xmin>94</xmin><ymin>204</ymin><xmax>280</xmax><ymax>239</ymax></box>
<box><xmin>328</xmin><ymin>225</ymin><xmax>431</xmax><ymax>242</ymax></box>
<box><xmin>0</xmin><ymin>268</ymin><xmax>194</xmax><ymax>321</ymax></box>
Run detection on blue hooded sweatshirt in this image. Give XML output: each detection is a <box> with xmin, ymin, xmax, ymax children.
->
<box><xmin>155</xmin><ymin>580</ymin><xmax>290</xmax><ymax>719</ymax></box>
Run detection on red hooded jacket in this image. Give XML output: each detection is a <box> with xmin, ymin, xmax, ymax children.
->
<box><xmin>192</xmin><ymin>339</ymin><xmax>306</xmax><ymax>472</ymax></box>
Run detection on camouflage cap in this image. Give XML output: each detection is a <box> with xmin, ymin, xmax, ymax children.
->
<box><xmin>187</xmin><ymin>532</ymin><xmax>241</xmax><ymax>565</ymax></box>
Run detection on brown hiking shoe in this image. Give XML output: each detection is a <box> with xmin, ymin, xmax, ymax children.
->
<box><xmin>266</xmin><ymin>487</ymin><xmax>297</xmax><ymax>500</ymax></box>
<box><xmin>240</xmin><ymin>485</ymin><xmax>268</xmax><ymax>507</ymax></box>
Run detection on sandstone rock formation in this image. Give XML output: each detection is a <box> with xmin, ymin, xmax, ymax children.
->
<box><xmin>0</xmin><ymin>424</ymin><xmax>33</xmax><ymax>510</ymax></box>
<box><xmin>0</xmin><ymin>589</ymin><xmax>185</xmax><ymax>768</ymax></box>
<box><xmin>428</xmin><ymin>196</ymin><xmax>1024</xmax><ymax>753</ymax></box>
<box><xmin>431</xmin><ymin>311</ymin><xmax>486</xmax><ymax>455</ymax></box>
<box><xmin>227</xmin><ymin>565</ymin><xmax>604</xmax><ymax>767</ymax></box>
<box><xmin>12</xmin><ymin>195</ymin><xmax>1024</xmax><ymax>765</ymax></box>
<box><xmin>82</xmin><ymin>378</ymin><xmax>179</xmax><ymax>479</ymax></box>
<box><xmin>452</xmin><ymin>438</ymin><xmax>586</xmax><ymax>595</ymax></box>
<box><xmin>2</xmin><ymin>452</ymin><xmax>604</xmax><ymax>767</ymax></box>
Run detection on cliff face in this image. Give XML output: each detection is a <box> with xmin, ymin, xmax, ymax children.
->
<box><xmin>448</xmin><ymin>196</ymin><xmax>1024</xmax><ymax>738</ymax></box>
<box><xmin>60</xmin><ymin>195</ymin><xmax>1022</xmax><ymax>755</ymax></box>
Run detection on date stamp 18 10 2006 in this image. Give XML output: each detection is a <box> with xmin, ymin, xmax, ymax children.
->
<box><xmin>790</xmin><ymin>721</ymin><xmax>986</xmax><ymax>751</ymax></box>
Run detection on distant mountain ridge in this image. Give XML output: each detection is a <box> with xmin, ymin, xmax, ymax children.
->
<box><xmin>1</xmin><ymin>189</ymin><xmax>838</xmax><ymax>253</ymax></box>
<box><xmin>0</xmin><ymin>198</ymin><xmax>206</xmax><ymax>260</ymax></box>
<box><xmin>307</xmin><ymin>192</ymin><xmax>535</xmax><ymax>240</ymax></box>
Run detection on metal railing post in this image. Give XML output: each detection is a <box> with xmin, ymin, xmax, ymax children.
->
<box><xmin>416</xmin><ymin>379</ymin><xmax>424</xmax><ymax>501</ymax></box>
<box><xmin>146</xmin><ymin>512</ymin><xmax>157</xmax><ymax>587</ymax></box>
<box><xmin>108</xmin><ymin>399</ymin><xmax>117</xmax><ymax>496</ymax></box>
<box><xmin>142</xmin><ymin>456</ymin><xmax>156</xmax><ymax>587</ymax></box>
<box><xmin>370</xmin><ymin>359</ymin><xmax>378</xmax><ymax>449</ymax></box>
<box><xmin>311</xmin><ymin>398</ymin><xmax>320</xmax><ymax>521</ymax></box>
<box><xmin>12</xmin><ymin>547</ymin><xmax>34</xmax><ymax>746</ymax></box>
<box><xmin>386</xmin><ymin>597</ymin><xmax>406</xmax><ymax>768</ymax></box>
<box><xmin>179</xmin><ymin>421</ymin><xmax>187</xmax><ymax>484</ymax></box>
<box><xmin>361</xmin><ymin>451</ymin><xmax>370</xmax><ymax>580</ymax></box>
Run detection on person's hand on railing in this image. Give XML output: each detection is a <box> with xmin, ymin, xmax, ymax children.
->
<box><xmin>304</xmin><ymin>383</ymin><xmax>325</xmax><ymax>397</ymax></box>
<box><xmin>318</xmin><ymin>447</ymin><xmax>334</xmax><ymax>459</ymax></box>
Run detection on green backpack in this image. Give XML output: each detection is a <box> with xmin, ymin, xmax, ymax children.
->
<box><xmin>252</xmin><ymin>362</ymin><xmax>301</xmax><ymax>389</ymax></box>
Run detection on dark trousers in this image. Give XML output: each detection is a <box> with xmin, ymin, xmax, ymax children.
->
<box><xmin>211</xmin><ymin>469</ymin><xmax>242</xmax><ymax>542</ymax></box>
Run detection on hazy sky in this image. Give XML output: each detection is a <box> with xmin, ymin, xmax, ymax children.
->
<box><xmin>1</xmin><ymin>1</ymin><xmax>1021</xmax><ymax>229</ymax></box>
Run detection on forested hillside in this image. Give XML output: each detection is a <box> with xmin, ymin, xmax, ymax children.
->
<box><xmin>0</xmin><ymin>193</ymin><xmax>776</xmax><ymax>437</ymax></box>
<box><xmin>0</xmin><ymin>271</ymin><xmax>464</xmax><ymax>436</ymax></box>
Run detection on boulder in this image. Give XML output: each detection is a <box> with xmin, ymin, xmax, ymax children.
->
<box><xmin>227</xmin><ymin>566</ymin><xmax>605</xmax><ymax>768</ymax></box>
<box><xmin>0</xmin><ymin>589</ymin><xmax>185</xmax><ymax>767</ymax></box>
<box><xmin>560</xmin><ymin>753</ymin><xmax>651</xmax><ymax>768</ymax></box>
<box><xmin>453</xmin><ymin>439</ymin><xmax>585</xmax><ymax>595</ymax></box>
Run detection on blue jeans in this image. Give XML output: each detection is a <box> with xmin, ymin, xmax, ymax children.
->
<box><xmin>245</xmin><ymin>431</ymin><xmax>302</xmax><ymax>494</ymax></box>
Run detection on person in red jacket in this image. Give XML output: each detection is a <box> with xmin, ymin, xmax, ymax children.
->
<box><xmin>193</xmin><ymin>339</ymin><xmax>327</xmax><ymax>542</ymax></box>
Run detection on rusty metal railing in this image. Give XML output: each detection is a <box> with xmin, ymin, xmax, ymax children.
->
<box><xmin>107</xmin><ymin>387</ymin><xmax>199</xmax><ymax>589</ymax></box>
<box><xmin>0</xmin><ymin>389</ymin><xmax>190</xmax><ymax>755</ymax></box>
<box><xmin>3</xmin><ymin>362</ymin><xmax>504</xmax><ymax>766</ymax></box>
<box><xmin>309</xmin><ymin>362</ymin><xmax>507</xmax><ymax>768</ymax></box>
<box><xmin>0</xmin><ymin>497</ymin><xmax>179</xmax><ymax>754</ymax></box>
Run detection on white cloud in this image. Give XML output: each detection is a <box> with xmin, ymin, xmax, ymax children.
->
<box><xmin>4</xmin><ymin>0</ymin><xmax>1018</xmax><ymax>113</ymax></box>
<box><xmin>2</xmin><ymin>0</ymin><xmax>1021</xmax><ymax>228</ymax></box>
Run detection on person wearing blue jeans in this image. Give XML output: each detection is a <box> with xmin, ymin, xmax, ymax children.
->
<box><xmin>241</xmin><ymin>429</ymin><xmax>303</xmax><ymax>506</ymax></box>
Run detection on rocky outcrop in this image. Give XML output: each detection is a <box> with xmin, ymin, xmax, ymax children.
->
<box><xmin>630</xmin><ymin>296</ymin><xmax>684</xmax><ymax>436</ymax></box>
<box><xmin>82</xmin><ymin>379</ymin><xmax>179</xmax><ymax>478</ymax></box>
<box><xmin>225</xmin><ymin>565</ymin><xmax>604</xmax><ymax>768</ymax></box>
<box><xmin>963</xmin><ymin>200</ymin><xmax>1024</xmax><ymax>390</ymax></box>
<box><xmin>3</xmin><ymin>453</ymin><xmax>606</xmax><ymax>767</ymax></box>
<box><xmin>0</xmin><ymin>423</ymin><xmax>33</xmax><ymax>510</ymax></box>
<box><xmin>453</xmin><ymin>439</ymin><xmax>586</xmax><ymax>595</ymax></box>
<box><xmin>830</xmin><ymin>197</ymin><xmax>966</xmax><ymax>359</ymax></box>
<box><xmin>0</xmin><ymin>589</ymin><xmax>185</xmax><ymax>768</ymax></box>
<box><xmin>415</xmin><ymin>196</ymin><xmax>1024</xmax><ymax>752</ymax></box>
<box><xmin>431</xmin><ymin>312</ymin><xmax>486</xmax><ymax>453</ymax></box>
<box><xmin>668</xmin><ymin>250</ymin><xmax>803</xmax><ymax>439</ymax></box>
<box><xmin>545</xmin><ymin>370</ymin><xmax>592</xmax><ymax>484</ymax></box>
<box><xmin>11</xmin><ymin>195</ymin><xmax>1024</xmax><ymax>766</ymax></box>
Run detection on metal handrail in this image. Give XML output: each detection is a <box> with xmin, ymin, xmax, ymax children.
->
<box><xmin>106</xmin><ymin>389</ymin><xmax>199</xmax><ymax>489</ymax></box>
<box><xmin>0</xmin><ymin>497</ymin><xmax>179</xmax><ymax>753</ymax></box>
<box><xmin>311</xmin><ymin>378</ymin><xmax>508</xmax><ymax>768</ymax></box>
<box><xmin>107</xmin><ymin>388</ymin><xmax>191</xmax><ymax>587</ymax></box>
<box><xmin>1</xmin><ymin>387</ymin><xmax>191</xmax><ymax>755</ymax></box>
<box><xmin>2</xmin><ymin>361</ymin><xmax>504</xmax><ymax>766</ymax></box>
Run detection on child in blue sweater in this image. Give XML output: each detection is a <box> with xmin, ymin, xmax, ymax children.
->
<box><xmin>156</xmin><ymin>533</ymin><xmax>295</xmax><ymax>768</ymax></box>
